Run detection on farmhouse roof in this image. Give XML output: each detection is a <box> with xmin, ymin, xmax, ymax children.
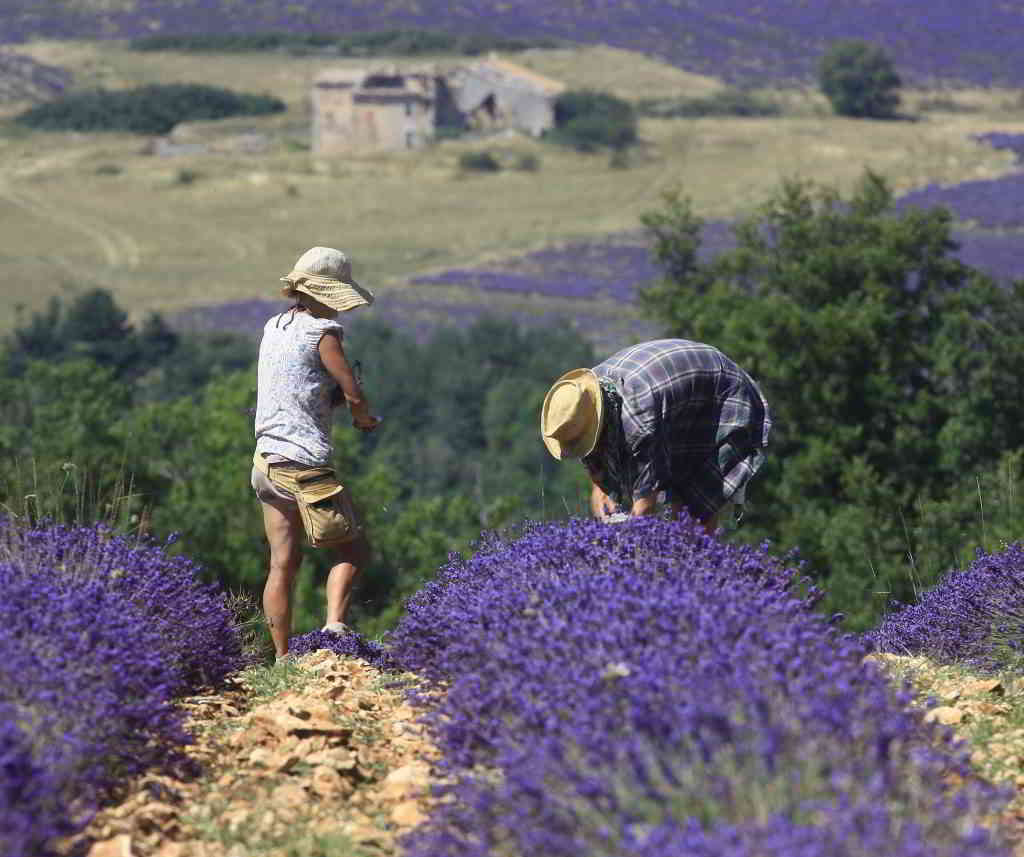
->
<box><xmin>473</xmin><ymin>55</ymin><xmax>565</xmax><ymax>95</ymax></box>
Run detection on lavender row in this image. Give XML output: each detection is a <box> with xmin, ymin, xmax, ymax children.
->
<box><xmin>3</xmin><ymin>0</ymin><xmax>1024</xmax><ymax>85</ymax></box>
<box><xmin>386</xmin><ymin>516</ymin><xmax>1009</xmax><ymax>857</ymax></box>
<box><xmin>0</xmin><ymin>521</ymin><xmax>244</xmax><ymax>856</ymax></box>
<box><xmin>871</xmin><ymin>542</ymin><xmax>1024</xmax><ymax>670</ymax></box>
<box><xmin>975</xmin><ymin>133</ymin><xmax>1024</xmax><ymax>165</ymax></box>
<box><xmin>896</xmin><ymin>173</ymin><xmax>1024</xmax><ymax>229</ymax></box>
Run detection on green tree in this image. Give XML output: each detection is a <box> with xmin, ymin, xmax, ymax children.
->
<box><xmin>640</xmin><ymin>173</ymin><xmax>1024</xmax><ymax>628</ymax></box>
<box><xmin>551</xmin><ymin>90</ymin><xmax>637</xmax><ymax>152</ymax></box>
<box><xmin>819</xmin><ymin>40</ymin><xmax>902</xmax><ymax>119</ymax></box>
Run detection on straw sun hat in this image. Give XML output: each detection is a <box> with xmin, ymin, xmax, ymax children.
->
<box><xmin>541</xmin><ymin>368</ymin><xmax>605</xmax><ymax>460</ymax></box>
<box><xmin>280</xmin><ymin>246</ymin><xmax>375</xmax><ymax>313</ymax></box>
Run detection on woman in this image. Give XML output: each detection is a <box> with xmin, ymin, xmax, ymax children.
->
<box><xmin>251</xmin><ymin>246</ymin><xmax>380</xmax><ymax>662</ymax></box>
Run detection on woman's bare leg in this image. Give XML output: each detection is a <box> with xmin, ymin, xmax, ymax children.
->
<box><xmin>325</xmin><ymin>535</ymin><xmax>369</xmax><ymax>626</ymax></box>
<box><xmin>261</xmin><ymin>502</ymin><xmax>304</xmax><ymax>658</ymax></box>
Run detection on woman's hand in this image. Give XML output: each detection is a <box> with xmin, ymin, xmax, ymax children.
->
<box><xmin>353</xmin><ymin>414</ymin><xmax>381</xmax><ymax>433</ymax></box>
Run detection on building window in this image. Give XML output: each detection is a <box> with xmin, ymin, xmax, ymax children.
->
<box><xmin>405</xmin><ymin>101</ymin><xmax>413</xmax><ymax>117</ymax></box>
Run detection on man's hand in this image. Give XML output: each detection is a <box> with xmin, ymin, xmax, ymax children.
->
<box><xmin>590</xmin><ymin>484</ymin><xmax>619</xmax><ymax>521</ymax></box>
<box><xmin>630</xmin><ymin>494</ymin><xmax>658</xmax><ymax>517</ymax></box>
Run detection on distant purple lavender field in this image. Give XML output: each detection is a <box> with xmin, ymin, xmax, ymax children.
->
<box><xmin>896</xmin><ymin>174</ymin><xmax>1024</xmax><ymax>229</ymax></box>
<box><xmin>2</xmin><ymin>0</ymin><xmax>1024</xmax><ymax>86</ymax></box>
<box><xmin>180</xmin><ymin>206</ymin><xmax>1024</xmax><ymax>348</ymax></box>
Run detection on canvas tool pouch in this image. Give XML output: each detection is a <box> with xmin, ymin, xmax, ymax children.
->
<box><xmin>253</xmin><ymin>453</ymin><xmax>358</xmax><ymax>547</ymax></box>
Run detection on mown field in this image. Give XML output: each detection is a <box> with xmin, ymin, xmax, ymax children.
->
<box><xmin>1</xmin><ymin>40</ymin><xmax>1023</xmax><ymax>353</ymax></box>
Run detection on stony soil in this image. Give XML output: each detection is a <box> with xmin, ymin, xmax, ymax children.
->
<box><xmin>870</xmin><ymin>653</ymin><xmax>1024</xmax><ymax>854</ymax></box>
<box><xmin>78</xmin><ymin>650</ymin><xmax>439</xmax><ymax>857</ymax></box>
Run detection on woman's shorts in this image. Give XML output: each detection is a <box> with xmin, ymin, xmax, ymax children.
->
<box><xmin>252</xmin><ymin>453</ymin><xmax>361</xmax><ymax>546</ymax></box>
<box><xmin>251</xmin><ymin>454</ymin><xmax>300</xmax><ymax>507</ymax></box>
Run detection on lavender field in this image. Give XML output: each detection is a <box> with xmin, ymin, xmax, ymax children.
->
<box><xmin>3</xmin><ymin>0</ymin><xmax>1024</xmax><ymax>86</ymax></box>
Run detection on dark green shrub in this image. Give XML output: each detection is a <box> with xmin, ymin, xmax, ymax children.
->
<box><xmin>637</xmin><ymin>88</ymin><xmax>782</xmax><ymax>118</ymax></box>
<box><xmin>818</xmin><ymin>39</ymin><xmax>902</xmax><ymax>118</ymax></box>
<box><xmin>130</xmin><ymin>30</ymin><xmax>560</xmax><ymax>57</ymax></box>
<box><xmin>458</xmin><ymin>150</ymin><xmax>502</xmax><ymax>172</ymax></box>
<box><xmin>550</xmin><ymin>90</ymin><xmax>637</xmax><ymax>152</ymax></box>
<box><xmin>15</xmin><ymin>84</ymin><xmax>285</xmax><ymax>135</ymax></box>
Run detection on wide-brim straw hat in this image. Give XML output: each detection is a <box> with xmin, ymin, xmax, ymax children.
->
<box><xmin>541</xmin><ymin>368</ymin><xmax>604</xmax><ymax>460</ymax></box>
<box><xmin>280</xmin><ymin>246</ymin><xmax>375</xmax><ymax>313</ymax></box>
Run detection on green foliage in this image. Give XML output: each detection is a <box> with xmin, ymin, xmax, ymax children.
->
<box><xmin>2</xmin><ymin>289</ymin><xmax>251</xmax><ymax>396</ymax></box>
<box><xmin>818</xmin><ymin>40</ymin><xmax>902</xmax><ymax>119</ymax></box>
<box><xmin>640</xmin><ymin>172</ymin><xmax>1024</xmax><ymax>629</ymax></box>
<box><xmin>458</xmin><ymin>150</ymin><xmax>502</xmax><ymax>173</ymax></box>
<box><xmin>637</xmin><ymin>89</ymin><xmax>781</xmax><ymax>119</ymax></box>
<box><xmin>550</xmin><ymin>90</ymin><xmax>638</xmax><ymax>152</ymax></box>
<box><xmin>15</xmin><ymin>84</ymin><xmax>285</xmax><ymax>135</ymax></box>
<box><xmin>0</xmin><ymin>292</ymin><xmax>594</xmax><ymax>636</ymax></box>
<box><xmin>129</xmin><ymin>30</ymin><xmax>561</xmax><ymax>56</ymax></box>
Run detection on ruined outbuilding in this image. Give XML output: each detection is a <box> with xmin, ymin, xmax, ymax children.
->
<box><xmin>312</xmin><ymin>56</ymin><xmax>565</xmax><ymax>154</ymax></box>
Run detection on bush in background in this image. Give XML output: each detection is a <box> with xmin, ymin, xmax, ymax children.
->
<box><xmin>389</xmin><ymin>516</ymin><xmax>1008</xmax><ymax>856</ymax></box>
<box><xmin>550</xmin><ymin>89</ymin><xmax>637</xmax><ymax>152</ymax></box>
<box><xmin>819</xmin><ymin>39</ymin><xmax>902</xmax><ymax>119</ymax></box>
<box><xmin>15</xmin><ymin>84</ymin><xmax>285</xmax><ymax>135</ymax></box>
<box><xmin>0</xmin><ymin>520</ymin><xmax>244</xmax><ymax>855</ymax></box>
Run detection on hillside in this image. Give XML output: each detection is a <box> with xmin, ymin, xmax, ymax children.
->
<box><xmin>2</xmin><ymin>1</ymin><xmax>1024</xmax><ymax>86</ymax></box>
<box><xmin>1</xmin><ymin>39</ymin><xmax>1022</xmax><ymax>354</ymax></box>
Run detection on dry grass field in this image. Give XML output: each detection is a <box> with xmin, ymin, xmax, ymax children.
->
<box><xmin>1</xmin><ymin>40</ymin><xmax>1023</xmax><ymax>334</ymax></box>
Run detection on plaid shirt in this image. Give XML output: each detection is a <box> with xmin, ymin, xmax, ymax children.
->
<box><xmin>591</xmin><ymin>339</ymin><xmax>771</xmax><ymax>512</ymax></box>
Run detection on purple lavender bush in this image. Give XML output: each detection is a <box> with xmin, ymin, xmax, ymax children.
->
<box><xmin>388</xmin><ymin>516</ymin><xmax>1009</xmax><ymax>856</ymax></box>
<box><xmin>288</xmin><ymin>628</ymin><xmax>397</xmax><ymax>672</ymax></box>
<box><xmin>975</xmin><ymin>133</ymin><xmax>1024</xmax><ymax>164</ymax></box>
<box><xmin>871</xmin><ymin>542</ymin><xmax>1024</xmax><ymax>671</ymax></box>
<box><xmin>0</xmin><ymin>521</ymin><xmax>244</xmax><ymax>856</ymax></box>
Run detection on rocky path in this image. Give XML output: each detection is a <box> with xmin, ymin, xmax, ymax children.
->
<box><xmin>80</xmin><ymin>650</ymin><xmax>438</xmax><ymax>857</ymax></box>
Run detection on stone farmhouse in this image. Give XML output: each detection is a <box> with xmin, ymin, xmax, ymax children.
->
<box><xmin>311</xmin><ymin>56</ymin><xmax>565</xmax><ymax>154</ymax></box>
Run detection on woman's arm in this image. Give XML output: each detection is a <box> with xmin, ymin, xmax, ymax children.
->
<box><xmin>318</xmin><ymin>331</ymin><xmax>378</xmax><ymax>431</ymax></box>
